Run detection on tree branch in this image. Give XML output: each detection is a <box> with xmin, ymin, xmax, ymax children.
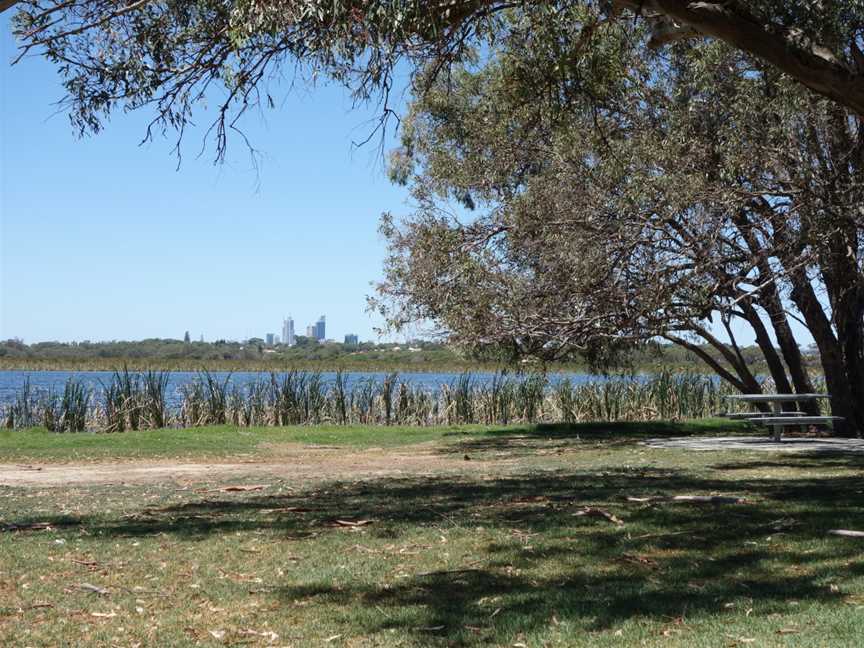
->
<box><xmin>614</xmin><ymin>0</ymin><xmax>864</xmax><ymax>115</ymax></box>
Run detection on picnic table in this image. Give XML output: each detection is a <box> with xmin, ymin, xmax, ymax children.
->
<box><xmin>725</xmin><ymin>393</ymin><xmax>838</xmax><ymax>441</ymax></box>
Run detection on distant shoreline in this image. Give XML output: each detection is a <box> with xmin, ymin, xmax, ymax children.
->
<box><xmin>0</xmin><ymin>358</ymin><xmax>722</xmax><ymax>376</ymax></box>
<box><xmin>0</xmin><ymin>359</ymin><xmax>583</xmax><ymax>374</ymax></box>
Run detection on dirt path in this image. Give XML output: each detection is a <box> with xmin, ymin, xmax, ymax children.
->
<box><xmin>0</xmin><ymin>444</ymin><xmax>495</xmax><ymax>487</ymax></box>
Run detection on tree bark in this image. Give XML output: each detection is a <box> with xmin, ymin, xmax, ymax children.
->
<box><xmin>689</xmin><ymin>323</ymin><xmax>762</xmax><ymax>393</ymax></box>
<box><xmin>733</xmin><ymin>208</ymin><xmax>819</xmax><ymax>413</ymax></box>
<box><xmin>738</xmin><ymin>302</ymin><xmax>793</xmax><ymax>390</ymax></box>
<box><xmin>614</xmin><ymin>0</ymin><xmax>864</xmax><ymax>115</ymax></box>
<box><xmin>789</xmin><ymin>274</ymin><xmax>863</xmax><ymax>437</ymax></box>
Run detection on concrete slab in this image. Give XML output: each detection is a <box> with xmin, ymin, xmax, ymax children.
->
<box><xmin>643</xmin><ymin>436</ymin><xmax>864</xmax><ymax>454</ymax></box>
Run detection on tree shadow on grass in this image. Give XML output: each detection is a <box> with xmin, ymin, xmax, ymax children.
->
<box><xmin>710</xmin><ymin>454</ymin><xmax>864</xmax><ymax>471</ymax></box>
<box><xmin>6</xmin><ymin>439</ymin><xmax>864</xmax><ymax>644</ymax></box>
<box><xmin>439</xmin><ymin>420</ymin><xmax>754</xmax><ymax>459</ymax></box>
<box><xmin>257</xmin><ymin>462</ymin><xmax>863</xmax><ymax>643</ymax></box>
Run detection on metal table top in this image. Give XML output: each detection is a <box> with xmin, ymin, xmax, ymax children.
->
<box><xmin>726</xmin><ymin>393</ymin><xmax>830</xmax><ymax>402</ymax></box>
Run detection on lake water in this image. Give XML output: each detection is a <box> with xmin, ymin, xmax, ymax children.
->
<box><xmin>0</xmin><ymin>369</ymin><xmax>612</xmax><ymax>408</ymax></box>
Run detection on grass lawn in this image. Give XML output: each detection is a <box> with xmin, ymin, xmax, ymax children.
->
<box><xmin>0</xmin><ymin>419</ymin><xmax>743</xmax><ymax>462</ymax></box>
<box><xmin>2</xmin><ymin>420</ymin><xmax>864</xmax><ymax>647</ymax></box>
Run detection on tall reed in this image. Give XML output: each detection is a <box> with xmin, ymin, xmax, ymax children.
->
<box><xmin>1</xmin><ymin>368</ymin><xmax>734</xmax><ymax>432</ymax></box>
<box><xmin>3</xmin><ymin>377</ymin><xmax>36</xmax><ymax>428</ymax></box>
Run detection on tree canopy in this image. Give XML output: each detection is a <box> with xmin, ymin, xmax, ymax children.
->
<box><xmin>6</xmin><ymin>1</ymin><xmax>864</xmax><ymax>158</ymax></box>
<box><xmin>372</xmin><ymin>12</ymin><xmax>864</xmax><ymax>432</ymax></box>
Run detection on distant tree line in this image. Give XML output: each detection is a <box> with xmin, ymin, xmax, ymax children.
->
<box><xmin>0</xmin><ymin>337</ymin><xmax>820</xmax><ymax>375</ymax></box>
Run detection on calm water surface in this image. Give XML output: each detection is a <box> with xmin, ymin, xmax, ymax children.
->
<box><xmin>0</xmin><ymin>370</ymin><xmax>611</xmax><ymax>407</ymax></box>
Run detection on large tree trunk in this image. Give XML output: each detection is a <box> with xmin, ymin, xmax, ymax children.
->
<box><xmin>790</xmin><ymin>274</ymin><xmax>864</xmax><ymax>437</ymax></box>
<box><xmin>733</xmin><ymin>210</ymin><xmax>820</xmax><ymax>413</ymax></box>
<box><xmin>739</xmin><ymin>302</ymin><xmax>793</xmax><ymax>390</ymax></box>
<box><xmin>752</xmin><ymin>293</ymin><xmax>820</xmax><ymax>415</ymax></box>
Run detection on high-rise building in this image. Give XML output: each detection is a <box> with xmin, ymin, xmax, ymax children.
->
<box><xmin>266</xmin><ymin>333</ymin><xmax>275</xmax><ymax>346</ymax></box>
<box><xmin>315</xmin><ymin>315</ymin><xmax>326</xmax><ymax>342</ymax></box>
<box><xmin>306</xmin><ymin>325</ymin><xmax>316</xmax><ymax>338</ymax></box>
<box><xmin>344</xmin><ymin>334</ymin><xmax>359</xmax><ymax>346</ymax></box>
<box><xmin>282</xmin><ymin>316</ymin><xmax>295</xmax><ymax>347</ymax></box>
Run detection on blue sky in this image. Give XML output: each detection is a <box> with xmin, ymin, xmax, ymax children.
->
<box><xmin>1</xmin><ymin>16</ymin><xmax>413</xmax><ymax>344</ymax></box>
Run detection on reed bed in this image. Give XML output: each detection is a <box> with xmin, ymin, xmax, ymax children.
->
<box><xmin>1</xmin><ymin>368</ymin><xmax>733</xmax><ymax>432</ymax></box>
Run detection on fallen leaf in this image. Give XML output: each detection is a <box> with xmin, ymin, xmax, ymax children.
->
<box><xmin>332</xmin><ymin>519</ymin><xmax>373</xmax><ymax>527</ymax></box>
<box><xmin>574</xmin><ymin>507</ymin><xmax>624</xmax><ymax>526</ymax></box>
<box><xmin>240</xmin><ymin>629</ymin><xmax>279</xmax><ymax>642</ymax></box>
<box><xmin>209</xmin><ymin>629</ymin><xmax>226</xmax><ymax>640</ymax></box>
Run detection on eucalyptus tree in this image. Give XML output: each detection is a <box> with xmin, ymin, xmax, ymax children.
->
<box><xmin>373</xmin><ymin>18</ymin><xmax>864</xmax><ymax>434</ymax></box>
<box><xmin>5</xmin><ymin>1</ymin><xmax>864</xmax><ymax>158</ymax></box>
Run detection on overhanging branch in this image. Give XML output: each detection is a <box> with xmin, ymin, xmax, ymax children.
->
<box><xmin>613</xmin><ymin>0</ymin><xmax>864</xmax><ymax>115</ymax></box>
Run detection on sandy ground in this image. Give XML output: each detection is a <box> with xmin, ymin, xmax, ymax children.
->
<box><xmin>6</xmin><ymin>436</ymin><xmax>863</xmax><ymax>488</ymax></box>
<box><xmin>0</xmin><ymin>444</ymin><xmax>489</xmax><ymax>487</ymax></box>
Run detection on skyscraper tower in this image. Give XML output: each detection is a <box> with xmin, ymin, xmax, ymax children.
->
<box><xmin>315</xmin><ymin>315</ymin><xmax>326</xmax><ymax>342</ymax></box>
<box><xmin>282</xmin><ymin>316</ymin><xmax>296</xmax><ymax>347</ymax></box>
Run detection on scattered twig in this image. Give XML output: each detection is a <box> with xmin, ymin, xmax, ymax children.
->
<box><xmin>626</xmin><ymin>495</ymin><xmax>746</xmax><ymax>504</ymax></box>
<box><xmin>211</xmin><ymin>484</ymin><xmax>269</xmax><ymax>493</ymax></box>
<box><xmin>573</xmin><ymin>507</ymin><xmax>624</xmax><ymax>525</ymax></box>
<box><xmin>416</xmin><ymin>568</ymin><xmax>481</xmax><ymax>577</ymax></box>
<box><xmin>330</xmin><ymin>519</ymin><xmax>373</xmax><ymax>528</ymax></box>
<box><xmin>2</xmin><ymin>522</ymin><xmax>54</xmax><ymax>532</ymax></box>
<box><xmin>829</xmin><ymin>529</ymin><xmax>864</xmax><ymax>538</ymax></box>
<box><xmin>77</xmin><ymin>583</ymin><xmax>110</xmax><ymax>596</ymax></box>
<box><xmin>71</xmin><ymin>558</ymin><xmax>99</xmax><ymax>567</ymax></box>
<box><xmin>262</xmin><ymin>507</ymin><xmax>315</xmax><ymax>514</ymax></box>
<box><xmin>631</xmin><ymin>530</ymin><xmax>691</xmax><ymax>540</ymax></box>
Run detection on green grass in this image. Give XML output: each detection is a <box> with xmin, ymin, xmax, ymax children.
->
<box><xmin>0</xmin><ymin>424</ymin><xmax>524</xmax><ymax>462</ymax></box>
<box><xmin>0</xmin><ymin>419</ymin><xmax>747</xmax><ymax>462</ymax></box>
<box><xmin>2</xmin><ymin>420</ymin><xmax>863</xmax><ymax>647</ymax></box>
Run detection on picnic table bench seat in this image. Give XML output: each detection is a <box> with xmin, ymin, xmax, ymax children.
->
<box><xmin>724</xmin><ymin>411</ymin><xmax>808</xmax><ymax>420</ymax></box>
<box><xmin>748</xmin><ymin>415</ymin><xmax>844</xmax><ymax>426</ymax></box>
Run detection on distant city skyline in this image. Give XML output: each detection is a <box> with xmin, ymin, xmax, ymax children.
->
<box><xmin>268</xmin><ymin>313</ymin><xmax>336</xmax><ymax>345</ymax></box>
<box><xmin>282</xmin><ymin>316</ymin><xmax>296</xmax><ymax>347</ymax></box>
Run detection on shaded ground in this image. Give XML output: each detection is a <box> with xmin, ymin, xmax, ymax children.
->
<box><xmin>3</xmin><ymin>422</ymin><xmax>864</xmax><ymax>646</ymax></box>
